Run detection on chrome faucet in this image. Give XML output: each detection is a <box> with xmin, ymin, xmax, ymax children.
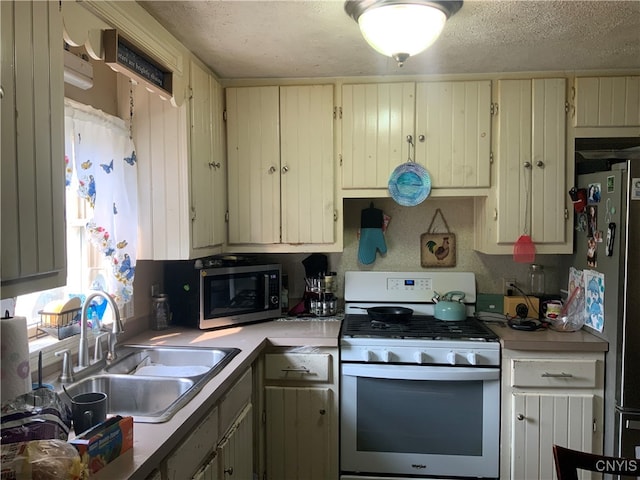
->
<box><xmin>78</xmin><ymin>291</ymin><xmax>124</xmax><ymax>368</ymax></box>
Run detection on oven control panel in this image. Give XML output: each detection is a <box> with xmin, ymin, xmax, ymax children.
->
<box><xmin>387</xmin><ymin>278</ymin><xmax>431</xmax><ymax>291</ymax></box>
<box><xmin>341</xmin><ymin>341</ymin><xmax>500</xmax><ymax>367</ymax></box>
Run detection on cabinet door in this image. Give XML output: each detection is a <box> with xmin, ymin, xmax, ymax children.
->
<box><xmin>219</xmin><ymin>403</ymin><xmax>253</xmax><ymax>480</ymax></box>
<box><xmin>495</xmin><ymin>78</ymin><xmax>567</xmax><ymax>245</ymax></box>
<box><xmin>415</xmin><ymin>81</ymin><xmax>491</xmax><ymax>188</ymax></box>
<box><xmin>341</xmin><ymin>82</ymin><xmax>415</xmax><ymax>189</ymax></box>
<box><xmin>574</xmin><ymin>76</ymin><xmax>640</xmax><ymax>127</ymax></box>
<box><xmin>1</xmin><ymin>0</ymin><xmax>66</xmax><ymax>297</ymax></box>
<box><xmin>190</xmin><ymin>60</ymin><xmax>226</xmax><ymax>251</ymax></box>
<box><xmin>265</xmin><ymin>386</ymin><xmax>332</xmax><ymax>480</ymax></box>
<box><xmin>280</xmin><ymin>85</ymin><xmax>335</xmax><ymax>244</ymax></box>
<box><xmin>226</xmin><ymin>86</ymin><xmax>280</xmax><ymax>244</ymax></box>
<box><xmin>530</xmin><ymin>78</ymin><xmax>567</xmax><ymax>245</ymax></box>
<box><xmin>193</xmin><ymin>454</ymin><xmax>219</xmax><ymax>480</ymax></box>
<box><xmin>511</xmin><ymin>393</ymin><xmax>594</xmax><ymax>480</ymax></box>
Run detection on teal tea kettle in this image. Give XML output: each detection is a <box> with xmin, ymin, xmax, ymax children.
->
<box><xmin>433</xmin><ymin>291</ymin><xmax>467</xmax><ymax>321</ymax></box>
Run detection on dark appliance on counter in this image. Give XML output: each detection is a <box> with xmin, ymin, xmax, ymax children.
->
<box><xmin>164</xmin><ymin>258</ymin><xmax>281</xmax><ymax>330</ymax></box>
<box><xmin>570</xmin><ymin>142</ymin><xmax>640</xmax><ymax>458</ymax></box>
<box><xmin>340</xmin><ymin>271</ymin><xmax>500</xmax><ymax>480</ymax></box>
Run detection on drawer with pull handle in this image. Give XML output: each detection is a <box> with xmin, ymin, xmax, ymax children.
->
<box><xmin>511</xmin><ymin>359</ymin><xmax>598</xmax><ymax>388</ymax></box>
<box><xmin>265</xmin><ymin>353</ymin><xmax>331</xmax><ymax>382</ymax></box>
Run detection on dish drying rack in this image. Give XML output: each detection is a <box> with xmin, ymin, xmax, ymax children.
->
<box><xmin>37</xmin><ymin>307</ymin><xmax>82</xmax><ymax>340</ymax></box>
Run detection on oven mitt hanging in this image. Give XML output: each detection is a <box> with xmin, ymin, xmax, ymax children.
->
<box><xmin>358</xmin><ymin>204</ymin><xmax>387</xmax><ymax>265</ymax></box>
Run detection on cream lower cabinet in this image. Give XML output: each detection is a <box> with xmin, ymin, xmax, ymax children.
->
<box><xmin>341</xmin><ymin>80</ymin><xmax>491</xmax><ymax>196</ymax></box>
<box><xmin>218</xmin><ymin>404</ymin><xmax>253</xmax><ymax>480</ymax></box>
<box><xmin>1</xmin><ymin>0</ymin><xmax>67</xmax><ymax>297</ymax></box>
<box><xmin>475</xmin><ymin>78</ymin><xmax>572</xmax><ymax>254</ymax></box>
<box><xmin>500</xmin><ymin>350</ymin><xmax>604</xmax><ymax>480</ymax></box>
<box><xmin>263</xmin><ymin>350</ymin><xmax>338</xmax><ymax>480</ymax></box>
<box><xmin>162</xmin><ymin>368</ymin><xmax>253</xmax><ymax>480</ymax></box>
<box><xmin>574</xmin><ymin>76</ymin><xmax>640</xmax><ymax>127</ymax></box>
<box><xmin>225</xmin><ymin>85</ymin><xmax>336</xmax><ymax>252</ymax></box>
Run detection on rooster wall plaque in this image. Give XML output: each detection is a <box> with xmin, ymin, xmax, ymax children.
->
<box><xmin>420</xmin><ymin>209</ymin><xmax>456</xmax><ymax>267</ymax></box>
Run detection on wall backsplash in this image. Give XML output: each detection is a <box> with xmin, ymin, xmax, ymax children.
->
<box><xmin>262</xmin><ymin>197</ymin><xmax>569</xmax><ymax>303</ymax></box>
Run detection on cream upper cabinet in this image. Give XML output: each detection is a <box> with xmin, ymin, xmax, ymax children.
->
<box><xmin>414</xmin><ymin>80</ymin><xmax>491</xmax><ymax>188</ymax></box>
<box><xmin>341</xmin><ymin>82</ymin><xmax>415</xmax><ymax>190</ymax></box>
<box><xmin>1</xmin><ymin>0</ymin><xmax>67</xmax><ymax>297</ymax></box>
<box><xmin>574</xmin><ymin>76</ymin><xmax>640</xmax><ymax>127</ymax></box>
<box><xmin>135</xmin><ymin>58</ymin><xmax>226</xmax><ymax>260</ymax></box>
<box><xmin>226</xmin><ymin>85</ymin><xmax>336</xmax><ymax>251</ymax></box>
<box><xmin>475</xmin><ymin>78</ymin><xmax>572</xmax><ymax>254</ymax></box>
<box><xmin>341</xmin><ymin>80</ymin><xmax>491</xmax><ymax>196</ymax></box>
<box><xmin>189</xmin><ymin>59</ymin><xmax>227</xmax><ymax>251</ymax></box>
<box><xmin>500</xmin><ymin>350</ymin><xmax>604</xmax><ymax>480</ymax></box>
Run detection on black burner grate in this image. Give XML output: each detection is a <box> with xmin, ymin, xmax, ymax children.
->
<box><xmin>341</xmin><ymin>314</ymin><xmax>498</xmax><ymax>341</ymax></box>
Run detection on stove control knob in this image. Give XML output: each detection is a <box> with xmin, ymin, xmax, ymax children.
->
<box><xmin>414</xmin><ymin>351</ymin><xmax>426</xmax><ymax>364</ymax></box>
<box><xmin>467</xmin><ymin>352</ymin><xmax>477</xmax><ymax>365</ymax></box>
<box><xmin>381</xmin><ymin>350</ymin><xmax>391</xmax><ymax>363</ymax></box>
<box><xmin>361</xmin><ymin>349</ymin><xmax>373</xmax><ymax>362</ymax></box>
<box><xmin>447</xmin><ymin>351</ymin><xmax>457</xmax><ymax>365</ymax></box>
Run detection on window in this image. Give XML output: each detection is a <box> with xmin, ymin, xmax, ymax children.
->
<box><xmin>16</xmin><ymin>98</ymin><xmax>137</xmax><ymax>347</ymax></box>
<box><xmin>16</xmin><ymin>142</ymin><xmax>113</xmax><ymax>343</ymax></box>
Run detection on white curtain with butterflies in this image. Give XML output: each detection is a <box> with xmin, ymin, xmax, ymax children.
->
<box><xmin>64</xmin><ymin>98</ymin><xmax>137</xmax><ymax>307</ymax></box>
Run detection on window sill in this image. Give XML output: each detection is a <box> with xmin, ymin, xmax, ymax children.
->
<box><xmin>28</xmin><ymin>333</ymin><xmax>99</xmax><ymax>379</ymax></box>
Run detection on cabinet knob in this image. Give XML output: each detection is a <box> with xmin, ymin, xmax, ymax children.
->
<box><xmin>224</xmin><ymin>467</ymin><xmax>234</xmax><ymax>475</ymax></box>
<box><xmin>281</xmin><ymin>165</ymin><xmax>289</xmax><ymax>174</ymax></box>
<box><xmin>536</xmin><ymin>160</ymin><xmax>544</xmax><ymax>167</ymax></box>
<box><xmin>523</xmin><ymin>162</ymin><xmax>532</xmax><ymax>169</ymax></box>
<box><xmin>517</xmin><ymin>414</ymin><xmax>525</xmax><ymax>421</ymax></box>
<box><xmin>268</xmin><ymin>166</ymin><xmax>277</xmax><ymax>174</ymax></box>
<box><xmin>208</xmin><ymin>162</ymin><xmax>221</xmax><ymax>169</ymax></box>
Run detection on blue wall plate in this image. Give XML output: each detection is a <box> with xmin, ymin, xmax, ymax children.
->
<box><xmin>388</xmin><ymin>162</ymin><xmax>431</xmax><ymax>206</ymax></box>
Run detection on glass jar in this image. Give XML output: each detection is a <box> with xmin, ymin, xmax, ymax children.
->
<box><xmin>529</xmin><ymin>264</ymin><xmax>545</xmax><ymax>296</ymax></box>
<box><xmin>151</xmin><ymin>294</ymin><xmax>171</xmax><ymax>330</ymax></box>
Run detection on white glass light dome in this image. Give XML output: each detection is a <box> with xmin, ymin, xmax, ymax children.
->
<box><xmin>358</xmin><ymin>4</ymin><xmax>446</xmax><ymax>64</ymax></box>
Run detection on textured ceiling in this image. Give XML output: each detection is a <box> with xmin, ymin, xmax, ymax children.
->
<box><xmin>139</xmin><ymin>0</ymin><xmax>640</xmax><ymax>79</ymax></box>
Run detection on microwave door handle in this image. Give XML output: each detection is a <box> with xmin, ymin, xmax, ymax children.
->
<box><xmin>264</xmin><ymin>274</ymin><xmax>269</xmax><ymax>309</ymax></box>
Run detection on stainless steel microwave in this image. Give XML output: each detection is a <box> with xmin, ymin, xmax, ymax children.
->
<box><xmin>165</xmin><ymin>262</ymin><xmax>282</xmax><ymax>330</ymax></box>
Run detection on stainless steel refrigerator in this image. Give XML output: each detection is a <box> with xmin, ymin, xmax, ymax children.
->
<box><xmin>571</xmin><ymin>157</ymin><xmax>640</xmax><ymax>458</ymax></box>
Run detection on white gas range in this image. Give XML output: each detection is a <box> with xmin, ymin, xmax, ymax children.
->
<box><xmin>340</xmin><ymin>271</ymin><xmax>501</xmax><ymax>480</ymax></box>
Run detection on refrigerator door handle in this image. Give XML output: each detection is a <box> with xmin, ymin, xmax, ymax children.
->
<box><xmin>626</xmin><ymin>419</ymin><xmax>640</xmax><ymax>430</ymax></box>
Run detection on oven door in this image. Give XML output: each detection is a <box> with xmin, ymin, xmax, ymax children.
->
<box><xmin>340</xmin><ymin>363</ymin><xmax>500</xmax><ymax>479</ymax></box>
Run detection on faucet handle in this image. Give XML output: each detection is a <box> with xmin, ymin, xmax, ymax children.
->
<box><xmin>54</xmin><ymin>349</ymin><xmax>74</xmax><ymax>383</ymax></box>
<box><xmin>93</xmin><ymin>332</ymin><xmax>108</xmax><ymax>363</ymax></box>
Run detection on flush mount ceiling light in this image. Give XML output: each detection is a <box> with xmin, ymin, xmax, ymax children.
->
<box><xmin>345</xmin><ymin>0</ymin><xmax>463</xmax><ymax>66</ymax></box>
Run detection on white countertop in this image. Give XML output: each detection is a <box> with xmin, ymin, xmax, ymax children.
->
<box><xmin>90</xmin><ymin>317</ymin><xmax>342</xmax><ymax>480</ymax></box>
<box><xmin>486</xmin><ymin>322</ymin><xmax>608</xmax><ymax>352</ymax></box>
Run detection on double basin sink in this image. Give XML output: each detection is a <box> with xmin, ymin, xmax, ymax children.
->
<box><xmin>62</xmin><ymin>345</ymin><xmax>240</xmax><ymax>423</ymax></box>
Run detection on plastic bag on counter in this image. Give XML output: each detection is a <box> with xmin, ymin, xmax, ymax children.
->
<box><xmin>0</xmin><ymin>439</ymin><xmax>87</xmax><ymax>480</ymax></box>
<box><xmin>1</xmin><ymin>388</ymin><xmax>72</xmax><ymax>444</ymax></box>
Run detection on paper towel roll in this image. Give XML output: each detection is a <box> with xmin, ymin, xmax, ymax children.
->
<box><xmin>1</xmin><ymin>316</ymin><xmax>32</xmax><ymax>403</ymax></box>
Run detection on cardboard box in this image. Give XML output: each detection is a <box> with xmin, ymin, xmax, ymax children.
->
<box><xmin>70</xmin><ymin>416</ymin><xmax>133</xmax><ymax>475</ymax></box>
<box><xmin>503</xmin><ymin>295</ymin><xmax>539</xmax><ymax>318</ymax></box>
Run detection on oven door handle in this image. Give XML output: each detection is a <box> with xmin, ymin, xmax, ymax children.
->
<box><xmin>342</xmin><ymin>364</ymin><xmax>500</xmax><ymax>381</ymax></box>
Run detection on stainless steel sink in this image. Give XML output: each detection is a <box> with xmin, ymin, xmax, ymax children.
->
<box><xmin>105</xmin><ymin>345</ymin><xmax>239</xmax><ymax>378</ymax></box>
<box><xmin>63</xmin><ymin>374</ymin><xmax>195</xmax><ymax>423</ymax></box>
<box><xmin>63</xmin><ymin>345</ymin><xmax>240</xmax><ymax>423</ymax></box>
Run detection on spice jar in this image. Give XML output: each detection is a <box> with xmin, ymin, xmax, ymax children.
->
<box><xmin>529</xmin><ymin>264</ymin><xmax>545</xmax><ymax>296</ymax></box>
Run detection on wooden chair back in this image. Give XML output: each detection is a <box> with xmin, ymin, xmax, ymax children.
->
<box><xmin>553</xmin><ymin>444</ymin><xmax>639</xmax><ymax>480</ymax></box>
